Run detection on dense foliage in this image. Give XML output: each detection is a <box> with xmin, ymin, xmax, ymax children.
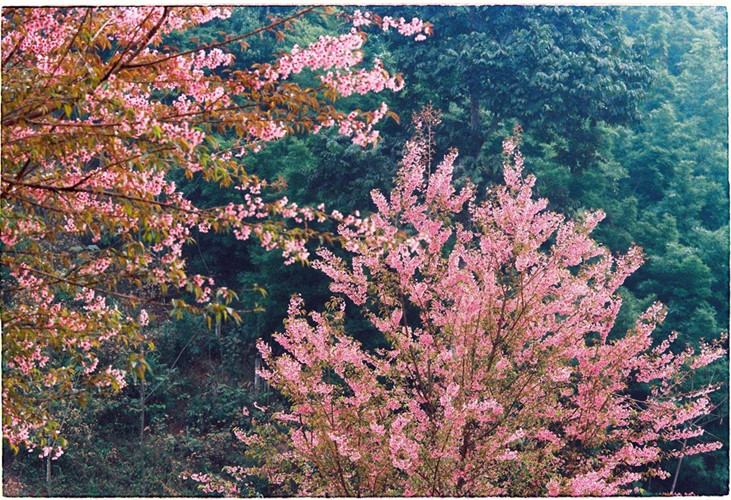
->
<box><xmin>385</xmin><ymin>6</ymin><xmax>654</xmax><ymax>168</ymax></box>
<box><xmin>2</xmin><ymin>5</ymin><xmax>727</xmax><ymax>497</ymax></box>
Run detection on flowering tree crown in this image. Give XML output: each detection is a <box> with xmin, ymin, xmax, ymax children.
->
<box><xmin>203</xmin><ymin>126</ymin><xmax>726</xmax><ymax>496</ymax></box>
<box><xmin>1</xmin><ymin>6</ymin><xmax>429</xmax><ymax>454</ymax></box>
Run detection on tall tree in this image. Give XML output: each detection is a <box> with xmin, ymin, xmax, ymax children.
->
<box><xmin>1</xmin><ymin>6</ymin><xmax>429</xmax><ymax>454</ymax></box>
<box><xmin>194</xmin><ymin>128</ymin><xmax>726</xmax><ymax>496</ymax></box>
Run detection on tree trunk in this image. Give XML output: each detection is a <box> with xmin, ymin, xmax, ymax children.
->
<box><xmin>215</xmin><ymin>315</ymin><xmax>222</xmax><ymax>359</ymax></box>
<box><xmin>468</xmin><ymin>92</ymin><xmax>484</xmax><ymax>161</ymax></box>
<box><xmin>670</xmin><ymin>438</ymin><xmax>687</xmax><ymax>494</ymax></box>
<box><xmin>140</xmin><ymin>377</ymin><xmax>146</xmax><ymax>440</ymax></box>
<box><xmin>45</xmin><ymin>455</ymin><xmax>52</xmax><ymax>495</ymax></box>
<box><xmin>140</xmin><ymin>376</ymin><xmax>146</xmax><ymax>495</ymax></box>
<box><xmin>254</xmin><ymin>355</ymin><xmax>262</xmax><ymax>395</ymax></box>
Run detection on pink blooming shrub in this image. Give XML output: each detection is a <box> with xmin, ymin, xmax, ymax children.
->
<box><xmin>195</xmin><ymin>129</ymin><xmax>726</xmax><ymax>496</ymax></box>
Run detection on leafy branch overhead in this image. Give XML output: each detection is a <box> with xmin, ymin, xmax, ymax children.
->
<box><xmin>0</xmin><ymin>6</ymin><xmax>429</xmax><ymax>454</ymax></box>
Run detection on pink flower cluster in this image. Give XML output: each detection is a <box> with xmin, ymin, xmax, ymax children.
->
<box><xmin>246</xmin><ymin>18</ymin><xmax>427</xmax><ymax>147</ymax></box>
<box><xmin>274</xmin><ymin>31</ymin><xmax>365</xmax><ymax>80</ymax></box>
<box><xmin>320</xmin><ymin>59</ymin><xmax>404</xmax><ymax>98</ymax></box>
<box><xmin>381</xmin><ymin>15</ymin><xmax>428</xmax><ymax>40</ymax></box>
<box><xmin>350</xmin><ymin>10</ymin><xmax>431</xmax><ymax>41</ymax></box>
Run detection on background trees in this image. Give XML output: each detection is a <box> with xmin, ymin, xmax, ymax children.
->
<box><xmin>381</xmin><ymin>6</ymin><xmax>653</xmax><ymax>171</ymax></box>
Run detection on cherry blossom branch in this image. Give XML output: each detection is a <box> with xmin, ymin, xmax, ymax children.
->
<box><xmin>99</xmin><ymin>7</ymin><xmax>168</xmax><ymax>83</ymax></box>
<box><xmin>123</xmin><ymin>6</ymin><xmax>318</xmax><ymax>70</ymax></box>
<box><xmin>40</xmin><ymin>8</ymin><xmax>91</xmax><ymax>91</ymax></box>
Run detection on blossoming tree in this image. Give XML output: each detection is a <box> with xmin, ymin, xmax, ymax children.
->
<box><xmin>206</xmin><ymin>125</ymin><xmax>726</xmax><ymax>496</ymax></box>
<box><xmin>0</xmin><ymin>6</ymin><xmax>430</xmax><ymax>456</ymax></box>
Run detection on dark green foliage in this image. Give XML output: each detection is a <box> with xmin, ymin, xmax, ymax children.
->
<box><xmin>378</xmin><ymin>5</ymin><xmax>654</xmax><ymax>173</ymax></box>
<box><xmin>540</xmin><ymin>8</ymin><xmax>728</xmax><ymax>493</ymax></box>
<box><xmin>3</xmin><ymin>316</ymin><xmax>267</xmax><ymax>496</ymax></box>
